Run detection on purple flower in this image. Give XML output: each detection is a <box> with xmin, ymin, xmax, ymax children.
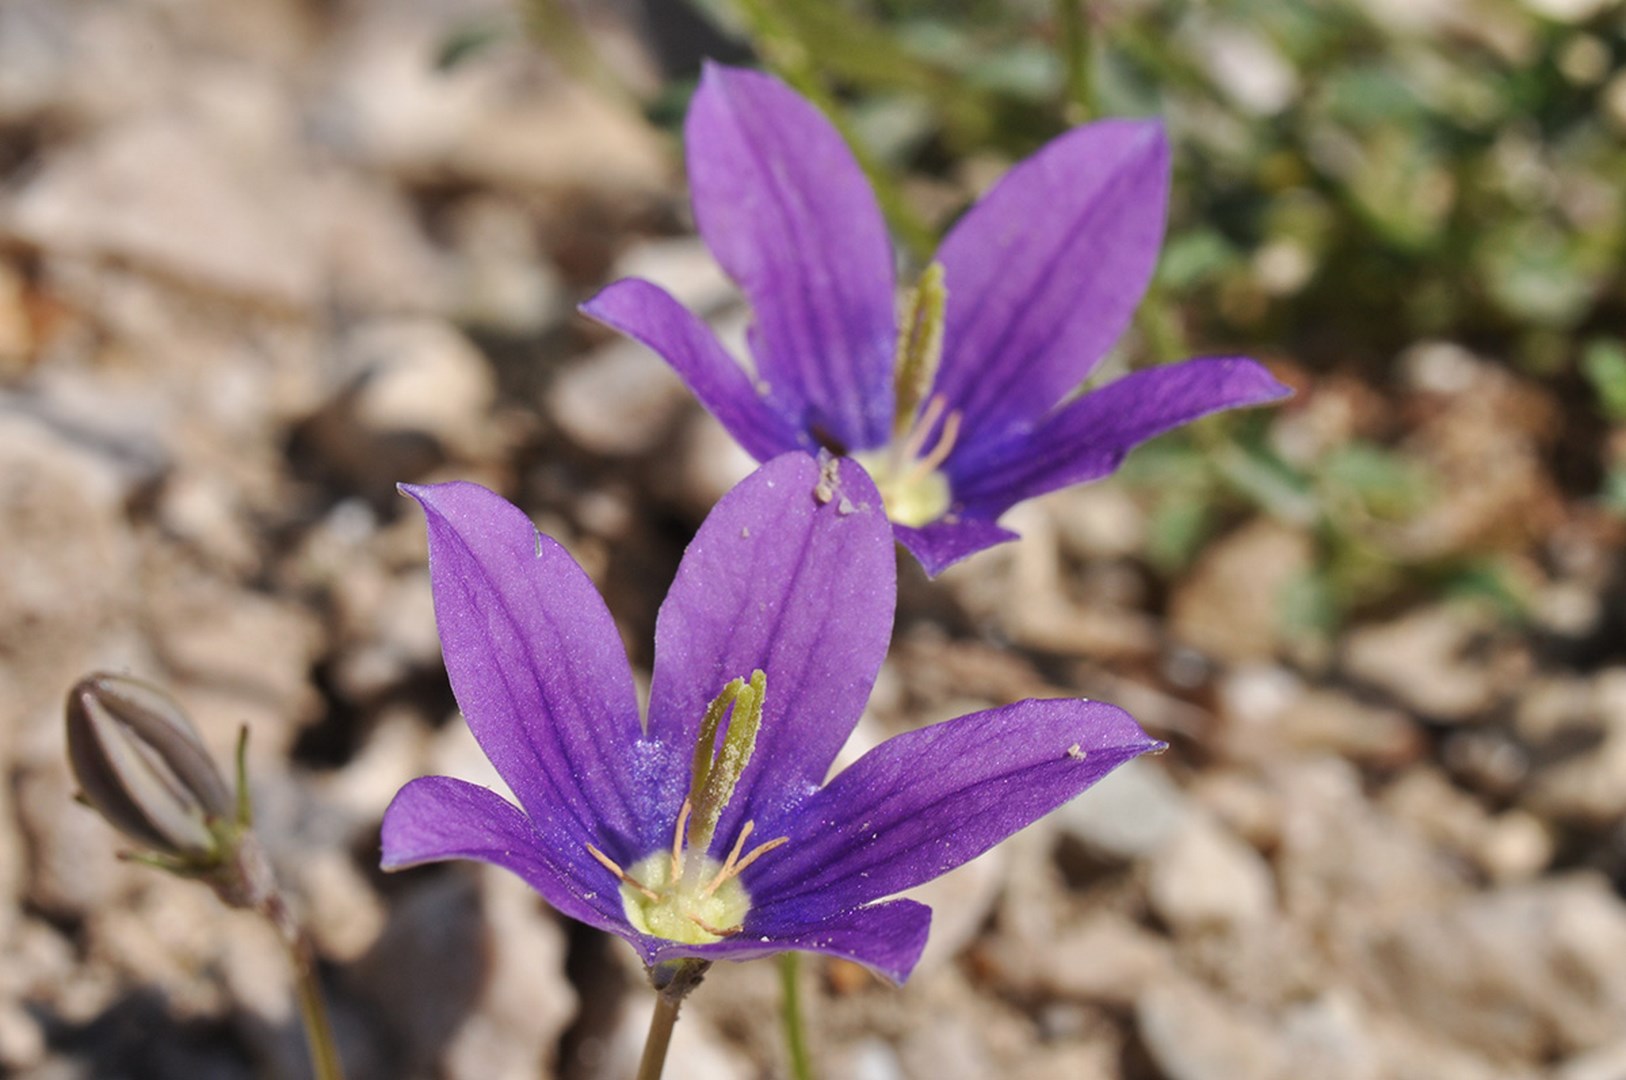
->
<box><xmin>381</xmin><ymin>453</ymin><xmax>1158</xmax><ymax>982</ymax></box>
<box><xmin>582</xmin><ymin>64</ymin><xmax>1291</xmax><ymax>575</ymax></box>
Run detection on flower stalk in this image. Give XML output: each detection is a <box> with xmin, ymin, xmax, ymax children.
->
<box><xmin>779</xmin><ymin>953</ymin><xmax>814</xmax><ymax>1080</ymax></box>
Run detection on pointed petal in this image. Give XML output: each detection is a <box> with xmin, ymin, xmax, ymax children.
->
<box><xmin>746</xmin><ymin>699</ymin><xmax>1160</xmax><ymax>913</ymax></box>
<box><xmin>639</xmin><ymin>898</ymin><xmax>932</xmax><ymax>985</ymax></box>
<box><xmin>647</xmin><ymin>454</ymin><xmax>895</xmax><ymax>853</ymax></box>
<box><xmin>381</xmin><ymin>775</ymin><xmax>630</xmax><ymax>935</ymax></box>
<box><xmin>401</xmin><ymin>481</ymin><xmax>662</xmax><ymax>860</ymax></box>
<box><xmin>951</xmin><ymin>357</ymin><xmax>1292</xmax><ymax>515</ymax></box>
<box><xmin>580</xmin><ymin>279</ymin><xmax>809</xmax><ymax>463</ymax></box>
<box><xmin>932</xmin><ymin>121</ymin><xmax>1170</xmax><ymax>449</ymax></box>
<box><xmin>687</xmin><ymin>63</ymin><xmax>897</xmax><ymax>452</ymax></box>
<box><xmin>892</xmin><ymin>517</ymin><xmax>1020</xmax><ymax>578</ymax></box>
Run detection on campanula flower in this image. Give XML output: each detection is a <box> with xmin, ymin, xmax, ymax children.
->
<box><xmin>381</xmin><ymin>454</ymin><xmax>1158</xmax><ymax>981</ymax></box>
<box><xmin>582</xmin><ymin>64</ymin><xmax>1291</xmax><ymax>575</ymax></box>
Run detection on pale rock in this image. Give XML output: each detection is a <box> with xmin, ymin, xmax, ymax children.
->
<box><xmin>319</xmin><ymin>175</ymin><xmax>447</xmax><ymax>315</ymax></box>
<box><xmin>1365</xmin><ymin>875</ymin><xmax>1626</xmax><ymax>1061</ymax></box>
<box><xmin>13</xmin><ymin>761</ymin><xmax>122</xmax><ymax>920</ymax></box>
<box><xmin>1148</xmin><ymin>814</ymin><xmax>1276</xmax><ymax>934</ymax></box>
<box><xmin>1169</xmin><ymin>518</ymin><xmax>1312</xmax><ymax>665</ymax></box>
<box><xmin>444</xmin><ymin>197</ymin><xmax>563</xmax><ymax>336</ymax></box>
<box><xmin>0</xmin><ymin>1000</ymin><xmax>45</xmax><ymax>1072</ymax></box>
<box><xmin>1523</xmin><ymin>669</ymin><xmax>1626</xmax><ymax>824</ymax></box>
<box><xmin>901</xmin><ymin>845</ymin><xmax>1007</xmax><ymax>975</ymax></box>
<box><xmin>320</xmin><ymin>11</ymin><xmax>666</xmax><ymax>193</ymax></box>
<box><xmin>611</xmin><ymin>237</ymin><xmax>737</xmax><ymax>315</ymax></box>
<box><xmin>0</xmin><ymin>411</ymin><xmax>141</xmax><ymax>730</ymax></box>
<box><xmin>344</xmin><ymin>318</ymin><xmax>498</xmax><ymax>461</ymax></box>
<box><xmin>6</xmin><ymin>117</ymin><xmax>320</xmax><ymax>307</ymax></box>
<box><xmin>331</xmin><ymin>568</ymin><xmax>442</xmax><ymax>702</ymax></box>
<box><xmin>1027</xmin><ymin>913</ymin><xmax>1172</xmax><ymax>1008</ymax></box>
<box><xmin>1050</xmin><ymin>483</ymin><xmax>1147</xmax><ymax>560</ymax></box>
<box><xmin>441</xmin><ymin>869</ymin><xmax>577</xmax><ymax>1080</ymax></box>
<box><xmin>899</xmin><ymin>1015</ymin><xmax>994</xmax><ymax>1080</ymax></box>
<box><xmin>1188</xmin><ymin>21</ymin><xmax>1298</xmax><ymax>115</ymax></box>
<box><xmin>143</xmin><ymin>560</ymin><xmax>323</xmax><ymax>755</ymax></box>
<box><xmin>550</xmin><ymin>339</ymin><xmax>688</xmax><ymax>456</ymax></box>
<box><xmin>1053</xmin><ymin>756</ymin><xmax>1191</xmax><ymax>862</ymax></box>
<box><xmin>838</xmin><ymin>1037</ymin><xmax>905</xmax><ymax>1080</ymax></box>
<box><xmin>1136</xmin><ymin>979</ymin><xmax>1289</xmax><ymax>1080</ymax></box>
<box><xmin>1342</xmin><ymin>605</ymin><xmax>1499</xmax><ymax>721</ymax></box>
<box><xmin>1270</xmin><ymin>758</ymin><xmax>1470</xmax><ymax>936</ymax></box>
<box><xmin>292</xmin><ymin>851</ymin><xmax>386</xmax><ymax>963</ymax></box>
<box><xmin>1558</xmin><ymin>1036</ymin><xmax>1626</xmax><ymax>1080</ymax></box>
<box><xmin>1012</xmin><ymin>1042</ymin><xmax>1120</xmax><ymax>1080</ymax></box>
<box><xmin>1278</xmin><ymin>991</ymin><xmax>1380</xmax><ymax>1080</ymax></box>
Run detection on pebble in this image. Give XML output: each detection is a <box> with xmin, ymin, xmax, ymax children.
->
<box><xmin>1053</xmin><ymin>756</ymin><xmax>1192</xmax><ymax>862</ymax></box>
<box><xmin>1148</xmin><ymin>815</ymin><xmax>1276</xmax><ymax>934</ymax></box>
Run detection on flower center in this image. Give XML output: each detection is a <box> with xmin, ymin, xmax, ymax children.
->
<box><xmin>584</xmin><ymin>671</ymin><xmax>788</xmax><ymax>945</ymax></box>
<box><xmin>854</xmin><ymin>394</ymin><xmax>960</xmax><ymax>527</ymax></box>
<box><xmin>855</xmin><ymin>263</ymin><xmax>962</xmax><ymax>527</ymax></box>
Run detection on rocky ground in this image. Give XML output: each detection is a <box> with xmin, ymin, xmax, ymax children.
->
<box><xmin>3</xmin><ymin>1</ymin><xmax>1626</xmax><ymax>1078</ymax></box>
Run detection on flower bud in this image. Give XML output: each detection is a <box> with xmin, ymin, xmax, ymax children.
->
<box><xmin>65</xmin><ymin>673</ymin><xmax>236</xmax><ymax>863</ymax></box>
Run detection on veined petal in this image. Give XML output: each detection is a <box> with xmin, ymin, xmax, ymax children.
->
<box><xmin>687</xmin><ymin>63</ymin><xmax>897</xmax><ymax>452</ymax></box>
<box><xmin>951</xmin><ymin>357</ymin><xmax>1292</xmax><ymax>516</ymax></box>
<box><xmin>637</xmin><ymin>898</ymin><xmax>932</xmax><ymax>986</ymax></box>
<box><xmin>381</xmin><ymin>775</ymin><xmax>629</xmax><ymax>935</ymax></box>
<box><xmin>401</xmin><ymin>482</ymin><xmax>661</xmax><ymax>860</ymax></box>
<box><xmin>892</xmin><ymin>517</ymin><xmax>1020</xmax><ymax>578</ymax></box>
<box><xmin>580</xmin><ymin>279</ymin><xmax>809</xmax><ymax>463</ymax></box>
<box><xmin>747</xmin><ymin>699</ymin><xmax>1160</xmax><ymax>913</ymax></box>
<box><xmin>646</xmin><ymin>454</ymin><xmax>895</xmax><ymax>854</ymax></box>
<box><xmin>933</xmin><ymin>121</ymin><xmax>1170</xmax><ymax>450</ymax></box>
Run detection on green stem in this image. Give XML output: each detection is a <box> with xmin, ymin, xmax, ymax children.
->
<box><xmin>637</xmin><ymin>960</ymin><xmax>710</xmax><ymax>1080</ymax></box>
<box><xmin>637</xmin><ymin>991</ymin><xmax>682</xmax><ymax>1080</ymax></box>
<box><xmin>778</xmin><ymin>953</ymin><xmax>814</xmax><ymax>1080</ymax></box>
<box><xmin>1056</xmin><ymin>0</ymin><xmax>1094</xmax><ymax>120</ymax></box>
<box><xmin>259</xmin><ymin>892</ymin><xmax>345</xmax><ymax>1080</ymax></box>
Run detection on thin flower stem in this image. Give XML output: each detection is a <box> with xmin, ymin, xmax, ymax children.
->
<box><xmin>260</xmin><ymin>893</ymin><xmax>346</xmax><ymax>1080</ymax></box>
<box><xmin>778</xmin><ymin>953</ymin><xmax>814</xmax><ymax>1080</ymax></box>
<box><xmin>637</xmin><ymin>960</ymin><xmax>710</xmax><ymax>1080</ymax></box>
<box><xmin>1056</xmin><ymin>0</ymin><xmax>1094</xmax><ymax>120</ymax></box>
<box><xmin>288</xmin><ymin>932</ymin><xmax>346</xmax><ymax>1080</ymax></box>
<box><xmin>637</xmin><ymin>990</ymin><xmax>683</xmax><ymax>1080</ymax></box>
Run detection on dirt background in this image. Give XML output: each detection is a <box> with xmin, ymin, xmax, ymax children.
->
<box><xmin>3</xmin><ymin>0</ymin><xmax>1626</xmax><ymax>1077</ymax></box>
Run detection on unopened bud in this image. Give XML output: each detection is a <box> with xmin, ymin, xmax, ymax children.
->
<box><xmin>65</xmin><ymin>673</ymin><xmax>237</xmax><ymax>864</ymax></box>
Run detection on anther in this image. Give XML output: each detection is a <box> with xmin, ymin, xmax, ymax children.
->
<box><xmin>586</xmin><ymin>843</ymin><xmax>659</xmax><ymax>902</ymax></box>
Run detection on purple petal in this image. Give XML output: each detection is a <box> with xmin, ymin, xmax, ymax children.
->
<box><xmin>381</xmin><ymin>775</ymin><xmax>630</xmax><ymax>936</ymax></box>
<box><xmin>579</xmin><ymin>278</ymin><xmax>809</xmax><ymax>463</ymax></box>
<box><xmin>746</xmin><ymin>699</ymin><xmax>1160</xmax><ymax>913</ymax></box>
<box><xmin>646</xmin><ymin>453</ymin><xmax>895</xmax><ymax>854</ymax></box>
<box><xmin>687</xmin><ymin>63</ymin><xmax>897</xmax><ymax>452</ymax></box>
<box><xmin>951</xmin><ymin>357</ymin><xmax>1292</xmax><ymax>516</ymax></box>
<box><xmin>401</xmin><ymin>481</ymin><xmax>664</xmax><ymax>860</ymax></box>
<box><xmin>892</xmin><ymin>517</ymin><xmax>1021</xmax><ymax>578</ymax></box>
<box><xmin>638</xmin><ymin>898</ymin><xmax>932</xmax><ymax>985</ymax></box>
<box><xmin>932</xmin><ymin>121</ymin><xmax>1170</xmax><ymax>450</ymax></box>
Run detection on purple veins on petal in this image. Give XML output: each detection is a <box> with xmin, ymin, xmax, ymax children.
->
<box><xmin>581</xmin><ymin>63</ymin><xmax>1292</xmax><ymax>574</ymax></box>
<box><xmin>382</xmin><ymin>452</ymin><xmax>1159</xmax><ymax>982</ymax></box>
